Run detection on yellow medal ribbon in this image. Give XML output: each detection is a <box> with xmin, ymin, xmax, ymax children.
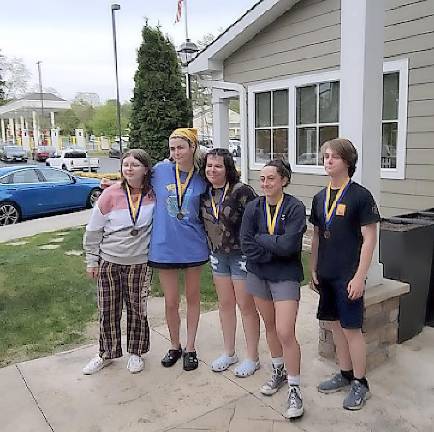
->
<box><xmin>126</xmin><ymin>184</ymin><xmax>142</xmax><ymax>223</ymax></box>
<box><xmin>325</xmin><ymin>178</ymin><xmax>351</xmax><ymax>223</ymax></box>
<box><xmin>266</xmin><ymin>194</ymin><xmax>284</xmax><ymax>235</ymax></box>
<box><xmin>175</xmin><ymin>163</ymin><xmax>194</xmax><ymax>208</ymax></box>
<box><xmin>210</xmin><ymin>183</ymin><xmax>229</xmax><ymax>221</ymax></box>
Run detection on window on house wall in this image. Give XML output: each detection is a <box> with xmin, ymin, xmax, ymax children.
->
<box><xmin>295</xmin><ymin>81</ymin><xmax>340</xmax><ymax>165</ymax></box>
<box><xmin>382</xmin><ymin>72</ymin><xmax>399</xmax><ymax>169</ymax></box>
<box><xmin>254</xmin><ymin>89</ymin><xmax>288</xmax><ymax>163</ymax></box>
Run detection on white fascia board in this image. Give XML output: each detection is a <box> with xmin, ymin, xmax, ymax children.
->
<box><xmin>188</xmin><ymin>0</ymin><xmax>301</xmax><ymax>74</ymax></box>
<box><xmin>0</xmin><ymin>99</ymin><xmax>71</xmax><ymax>115</ymax></box>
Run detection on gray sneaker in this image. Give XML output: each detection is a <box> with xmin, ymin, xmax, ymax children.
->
<box><xmin>260</xmin><ymin>364</ymin><xmax>287</xmax><ymax>396</ymax></box>
<box><xmin>318</xmin><ymin>373</ymin><xmax>351</xmax><ymax>394</ymax></box>
<box><xmin>343</xmin><ymin>380</ymin><xmax>371</xmax><ymax>410</ymax></box>
<box><xmin>283</xmin><ymin>385</ymin><xmax>304</xmax><ymax>419</ymax></box>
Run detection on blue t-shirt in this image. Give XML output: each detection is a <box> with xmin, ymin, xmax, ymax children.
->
<box><xmin>149</xmin><ymin>162</ymin><xmax>209</xmax><ymax>264</ymax></box>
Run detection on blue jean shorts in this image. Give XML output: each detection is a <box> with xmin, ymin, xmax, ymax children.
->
<box><xmin>209</xmin><ymin>251</ymin><xmax>247</xmax><ymax>280</ymax></box>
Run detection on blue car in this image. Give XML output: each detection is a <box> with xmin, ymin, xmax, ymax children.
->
<box><xmin>0</xmin><ymin>165</ymin><xmax>102</xmax><ymax>225</ymax></box>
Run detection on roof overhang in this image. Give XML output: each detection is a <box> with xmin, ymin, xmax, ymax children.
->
<box><xmin>188</xmin><ymin>0</ymin><xmax>302</xmax><ymax>75</ymax></box>
<box><xmin>0</xmin><ymin>98</ymin><xmax>71</xmax><ymax>118</ymax></box>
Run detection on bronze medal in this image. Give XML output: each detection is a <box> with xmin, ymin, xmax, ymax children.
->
<box><xmin>177</xmin><ymin>212</ymin><xmax>184</xmax><ymax>220</ymax></box>
<box><xmin>131</xmin><ymin>229</ymin><xmax>139</xmax><ymax>236</ymax></box>
<box><xmin>324</xmin><ymin>230</ymin><xmax>331</xmax><ymax>239</ymax></box>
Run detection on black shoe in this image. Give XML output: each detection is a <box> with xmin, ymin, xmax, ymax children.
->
<box><xmin>161</xmin><ymin>346</ymin><xmax>183</xmax><ymax>368</ymax></box>
<box><xmin>183</xmin><ymin>351</ymin><xmax>199</xmax><ymax>371</ymax></box>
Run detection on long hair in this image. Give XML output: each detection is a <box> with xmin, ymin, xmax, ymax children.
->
<box><xmin>120</xmin><ymin>148</ymin><xmax>152</xmax><ymax>193</ymax></box>
<box><xmin>200</xmin><ymin>148</ymin><xmax>240</xmax><ymax>187</ymax></box>
<box><xmin>168</xmin><ymin>135</ymin><xmax>203</xmax><ymax>171</ymax></box>
<box><xmin>321</xmin><ymin>138</ymin><xmax>358</xmax><ymax>177</ymax></box>
<box><xmin>264</xmin><ymin>159</ymin><xmax>292</xmax><ymax>187</ymax></box>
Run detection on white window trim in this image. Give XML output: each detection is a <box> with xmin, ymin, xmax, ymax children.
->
<box><xmin>247</xmin><ymin>59</ymin><xmax>408</xmax><ymax>179</ymax></box>
<box><xmin>382</xmin><ymin>58</ymin><xmax>408</xmax><ymax>180</ymax></box>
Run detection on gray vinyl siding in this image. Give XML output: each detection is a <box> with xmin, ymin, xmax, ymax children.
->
<box><xmin>223</xmin><ymin>0</ymin><xmax>434</xmax><ymax>217</ymax></box>
<box><xmin>224</xmin><ymin>0</ymin><xmax>341</xmax><ymax>84</ymax></box>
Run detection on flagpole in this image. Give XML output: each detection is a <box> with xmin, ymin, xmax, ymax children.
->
<box><xmin>184</xmin><ymin>0</ymin><xmax>189</xmax><ymax>41</ymax></box>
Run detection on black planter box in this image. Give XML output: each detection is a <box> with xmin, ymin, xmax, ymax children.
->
<box><xmin>380</xmin><ymin>218</ymin><xmax>434</xmax><ymax>342</ymax></box>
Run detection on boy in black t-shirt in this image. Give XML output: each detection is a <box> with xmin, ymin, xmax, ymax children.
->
<box><xmin>309</xmin><ymin>138</ymin><xmax>380</xmax><ymax>410</ymax></box>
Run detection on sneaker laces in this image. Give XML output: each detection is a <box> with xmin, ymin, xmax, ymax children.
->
<box><xmin>288</xmin><ymin>386</ymin><xmax>301</xmax><ymax>408</ymax></box>
<box><xmin>266</xmin><ymin>365</ymin><xmax>284</xmax><ymax>386</ymax></box>
<box><xmin>351</xmin><ymin>380</ymin><xmax>364</xmax><ymax>398</ymax></box>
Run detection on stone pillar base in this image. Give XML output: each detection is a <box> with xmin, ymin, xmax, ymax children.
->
<box><xmin>318</xmin><ymin>278</ymin><xmax>410</xmax><ymax>371</ymax></box>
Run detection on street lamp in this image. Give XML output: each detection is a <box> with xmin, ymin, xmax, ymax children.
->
<box><xmin>36</xmin><ymin>60</ymin><xmax>44</xmax><ymax>146</ymax></box>
<box><xmin>177</xmin><ymin>39</ymin><xmax>199</xmax><ymax>100</ymax></box>
<box><xmin>111</xmin><ymin>3</ymin><xmax>123</xmax><ymax>161</ymax></box>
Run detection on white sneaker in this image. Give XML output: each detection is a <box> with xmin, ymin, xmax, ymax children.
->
<box><xmin>82</xmin><ymin>355</ymin><xmax>112</xmax><ymax>375</ymax></box>
<box><xmin>127</xmin><ymin>354</ymin><xmax>144</xmax><ymax>374</ymax></box>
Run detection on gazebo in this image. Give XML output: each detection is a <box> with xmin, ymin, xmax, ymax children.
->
<box><xmin>0</xmin><ymin>92</ymin><xmax>70</xmax><ymax>150</ymax></box>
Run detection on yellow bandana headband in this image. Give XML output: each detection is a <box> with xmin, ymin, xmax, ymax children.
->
<box><xmin>169</xmin><ymin>128</ymin><xmax>198</xmax><ymax>146</ymax></box>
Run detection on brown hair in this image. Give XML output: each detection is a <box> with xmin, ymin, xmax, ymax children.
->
<box><xmin>120</xmin><ymin>148</ymin><xmax>152</xmax><ymax>193</ymax></box>
<box><xmin>321</xmin><ymin>138</ymin><xmax>358</xmax><ymax>177</ymax></box>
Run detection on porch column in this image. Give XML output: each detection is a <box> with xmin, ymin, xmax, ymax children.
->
<box><xmin>212</xmin><ymin>89</ymin><xmax>229</xmax><ymax>148</ymax></box>
<box><xmin>1</xmin><ymin>118</ymin><xmax>5</xmax><ymax>143</ymax></box>
<box><xmin>32</xmin><ymin>110</ymin><xmax>39</xmax><ymax>147</ymax></box>
<box><xmin>9</xmin><ymin>118</ymin><xmax>15</xmax><ymax>144</ymax></box>
<box><xmin>50</xmin><ymin>111</ymin><xmax>55</xmax><ymax>128</ymax></box>
<box><xmin>339</xmin><ymin>0</ymin><xmax>385</xmax><ymax>287</ymax></box>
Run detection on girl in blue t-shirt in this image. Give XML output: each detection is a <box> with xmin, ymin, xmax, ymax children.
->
<box><xmin>148</xmin><ymin>128</ymin><xmax>209</xmax><ymax>372</ymax></box>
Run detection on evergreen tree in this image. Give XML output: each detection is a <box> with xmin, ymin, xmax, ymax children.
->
<box><xmin>129</xmin><ymin>23</ymin><xmax>191</xmax><ymax>162</ymax></box>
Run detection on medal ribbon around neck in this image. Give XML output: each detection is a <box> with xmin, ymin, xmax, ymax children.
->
<box><xmin>323</xmin><ymin>178</ymin><xmax>351</xmax><ymax>231</ymax></box>
<box><xmin>210</xmin><ymin>183</ymin><xmax>229</xmax><ymax>222</ymax></box>
<box><xmin>175</xmin><ymin>163</ymin><xmax>194</xmax><ymax>213</ymax></box>
<box><xmin>265</xmin><ymin>194</ymin><xmax>284</xmax><ymax>235</ymax></box>
<box><xmin>125</xmin><ymin>184</ymin><xmax>144</xmax><ymax>227</ymax></box>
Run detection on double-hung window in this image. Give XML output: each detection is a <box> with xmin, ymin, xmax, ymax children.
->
<box><xmin>254</xmin><ymin>89</ymin><xmax>289</xmax><ymax>163</ymax></box>
<box><xmin>295</xmin><ymin>81</ymin><xmax>339</xmax><ymax>166</ymax></box>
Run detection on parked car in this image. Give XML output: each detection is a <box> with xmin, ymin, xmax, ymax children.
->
<box><xmin>0</xmin><ymin>166</ymin><xmax>102</xmax><ymax>225</ymax></box>
<box><xmin>228</xmin><ymin>140</ymin><xmax>241</xmax><ymax>157</ymax></box>
<box><xmin>32</xmin><ymin>146</ymin><xmax>56</xmax><ymax>162</ymax></box>
<box><xmin>0</xmin><ymin>145</ymin><xmax>28</xmax><ymax>163</ymax></box>
<box><xmin>46</xmin><ymin>149</ymin><xmax>99</xmax><ymax>172</ymax></box>
<box><xmin>109</xmin><ymin>142</ymin><xmax>129</xmax><ymax>158</ymax></box>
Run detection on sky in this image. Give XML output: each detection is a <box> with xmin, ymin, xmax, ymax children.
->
<box><xmin>0</xmin><ymin>0</ymin><xmax>258</xmax><ymax>103</ymax></box>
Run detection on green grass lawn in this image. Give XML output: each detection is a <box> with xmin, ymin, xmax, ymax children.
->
<box><xmin>0</xmin><ymin>227</ymin><xmax>310</xmax><ymax>367</ymax></box>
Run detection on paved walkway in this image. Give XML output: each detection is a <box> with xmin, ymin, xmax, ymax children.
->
<box><xmin>2</xmin><ymin>289</ymin><xmax>434</xmax><ymax>432</ymax></box>
<box><xmin>0</xmin><ymin>210</ymin><xmax>91</xmax><ymax>243</ymax></box>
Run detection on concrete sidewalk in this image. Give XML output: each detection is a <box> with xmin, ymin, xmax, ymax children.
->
<box><xmin>2</xmin><ymin>289</ymin><xmax>433</xmax><ymax>432</ymax></box>
<box><xmin>0</xmin><ymin>210</ymin><xmax>91</xmax><ymax>243</ymax></box>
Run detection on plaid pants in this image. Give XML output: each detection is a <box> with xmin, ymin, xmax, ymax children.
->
<box><xmin>97</xmin><ymin>260</ymin><xmax>152</xmax><ymax>359</ymax></box>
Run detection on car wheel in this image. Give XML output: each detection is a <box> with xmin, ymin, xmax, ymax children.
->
<box><xmin>0</xmin><ymin>202</ymin><xmax>21</xmax><ymax>226</ymax></box>
<box><xmin>61</xmin><ymin>164</ymin><xmax>67</xmax><ymax>170</ymax></box>
<box><xmin>87</xmin><ymin>188</ymin><xmax>102</xmax><ymax>208</ymax></box>
<box><xmin>46</xmin><ymin>162</ymin><xmax>50</xmax><ymax>166</ymax></box>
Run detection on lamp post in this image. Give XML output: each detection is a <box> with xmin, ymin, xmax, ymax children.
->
<box><xmin>177</xmin><ymin>39</ymin><xmax>199</xmax><ymax>100</ymax></box>
<box><xmin>36</xmin><ymin>61</ymin><xmax>44</xmax><ymax>145</ymax></box>
<box><xmin>111</xmin><ymin>4</ymin><xmax>123</xmax><ymax>161</ymax></box>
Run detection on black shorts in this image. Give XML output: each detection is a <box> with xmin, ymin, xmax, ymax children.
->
<box><xmin>148</xmin><ymin>260</ymin><xmax>208</xmax><ymax>270</ymax></box>
<box><xmin>316</xmin><ymin>277</ymin><xmax>364</xmax><ymax>329</ymax></box>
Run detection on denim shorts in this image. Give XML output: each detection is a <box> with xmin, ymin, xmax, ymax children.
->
<box><xmin>209</xmin><ymin>251</ymin><xmax>247</xmax><ymax>280</ymax></box>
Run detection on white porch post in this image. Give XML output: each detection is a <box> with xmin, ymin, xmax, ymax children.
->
<box><xmin>9</xmin><ymin>118</ymin><xmax>15</xmax><ymax>144</ymax></box>
<box><xmin>212</xmin><ymin>89</ymin><xmax>230</xmax><ymax>148</ymax></box>
<box><xmin>339</xmin><ymin>0</ymin><xmax>385</xmax><ymax>287</ymax></box>
<box><xmin>32</xmin><ymin>110</ymin><xmax>39</xmax><ymax>147</ymax></box>
<box><xmin>1</xmin><ymin>118</ymin><xmax>5</xmax><ymax>143</ymax></box>
<box><xmin>50</xmin><ymin>111</ymin><xmax>55</xmax><ymax>128</ymax></box>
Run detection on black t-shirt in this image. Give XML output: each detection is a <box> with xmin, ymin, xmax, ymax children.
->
<box><xmin>309</xmin><ymin>181</ymin><xmax>380</xmax><ymax>281</ymax></box>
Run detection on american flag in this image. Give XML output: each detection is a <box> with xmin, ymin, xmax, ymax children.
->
<box><xmin>175</xmin><ymin>0</ymin><xmax>183</xmax><ymax>23</ymax></box>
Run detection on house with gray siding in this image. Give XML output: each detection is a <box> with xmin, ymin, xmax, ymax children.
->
<box><xmin>189</xmin><ymin>0</ymin><xmax>434</xmax><ymax>217</ymax></box>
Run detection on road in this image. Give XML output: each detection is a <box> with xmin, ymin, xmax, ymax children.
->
<box><xmin>0</xmin><ymin>156</ymin><xmax>121</xmax><ymax>173</ymax></box>
<box><xmin>0</xmin><ymin>156</ymin><xmax>241</xmax><ymax>173</ymax></box>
